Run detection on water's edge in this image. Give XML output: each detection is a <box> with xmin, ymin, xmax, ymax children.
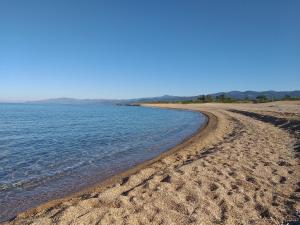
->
<box><xmin>3</xmin><ymin>107</ymin><xmax>213</xmax><ymax>223</ymax></box>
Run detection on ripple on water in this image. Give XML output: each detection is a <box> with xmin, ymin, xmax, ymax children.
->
<box><xmin>0</xmin><ymin>103</ymin><xmax>206</xmax><ymax>221</ymax></box>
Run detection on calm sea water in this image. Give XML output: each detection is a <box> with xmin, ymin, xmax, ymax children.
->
<box><xmin>0</xmin><ymin>103</ymin><xmax>205</xmax><ymax>221</ymax></box>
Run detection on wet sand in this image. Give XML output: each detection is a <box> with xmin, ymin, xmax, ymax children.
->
<box><xmin>3</xmin><ymin>101</ymin><xmax>300</xmax><ymax>225</ymax></box>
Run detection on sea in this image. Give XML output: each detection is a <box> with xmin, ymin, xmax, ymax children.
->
<box><xmin>0</xmin><ymin>103</ymin><xmax>206</xmax><ymax>221</ymax></box>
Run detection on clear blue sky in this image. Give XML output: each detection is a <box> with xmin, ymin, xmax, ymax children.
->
<box><xmin>0</xmin><ymin>0</ymin><xmax>299</xmax><ymax>101</ymax></box>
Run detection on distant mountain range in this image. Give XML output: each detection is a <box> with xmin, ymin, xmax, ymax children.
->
<box><xmin>27</xmin><ymin>98</ymin><xmax>120</xmax><ymax>104</ymax></box>
<box><xmin>209</xmin><ymin>90</ymin><xmax>300</xmax><ymax>100</ymax></box>
<box><xmin>24</xmin><ymin>90</ymin><xmax>300</xmax><ymax>105</ymax></box>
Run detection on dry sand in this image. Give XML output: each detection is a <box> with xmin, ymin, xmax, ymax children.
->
<box><xmin>3</xmin><ymin>101</ymin><xmax>300</xmax><ymax>225</ymax></box>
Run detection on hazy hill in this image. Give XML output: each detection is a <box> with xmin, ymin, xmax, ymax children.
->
<box><xmin>129</xmin><ymin>90</ymin><xmax>300</xmax><ymax>103</ymax></box>
<box><xmin>26</xmin><ymin>98</ymin><xmax>121</xmax><ymax>104</ymax></box>
<box><xmin>210</xmin><ymin>90</ymin><xmax>300</xmax><ymax>100</ymax></box>
<box><xmin>25</xmin><ymin>90</ymin><xmax>300</xmax><ymax>104</ymax></box>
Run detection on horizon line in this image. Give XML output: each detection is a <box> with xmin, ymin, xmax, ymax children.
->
<box><xmin>1</xmin><ymin>89</ymin><xmax>300</xmax><ymax>103</ymax></box>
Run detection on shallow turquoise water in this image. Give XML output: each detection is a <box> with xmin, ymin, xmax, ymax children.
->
<box><xmin>0</xmin><ymin>103</ymin><xmax>205</xmax><ymax>221</ymax></box>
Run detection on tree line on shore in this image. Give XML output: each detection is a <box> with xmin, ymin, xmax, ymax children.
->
<box><xmin>176</xmin><ymin>94</ymin><xmax>300</xmax><ymax>104</ymax></box>
<box><xmin>181</xmin><ymin>94</ymin><xmax>300</xmax><ymax>104</ymax></box>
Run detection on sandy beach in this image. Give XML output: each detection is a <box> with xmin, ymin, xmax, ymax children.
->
<box><xmin>3</xmin><ymin>101</ymin><xmax>300</xmax><ymax>225</ymax></box>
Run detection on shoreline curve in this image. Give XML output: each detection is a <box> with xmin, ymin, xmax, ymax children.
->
<box><xmin>3</xmin><ymin>108</ymin><xmax>217</xmax><ymax>223</ymax></box>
